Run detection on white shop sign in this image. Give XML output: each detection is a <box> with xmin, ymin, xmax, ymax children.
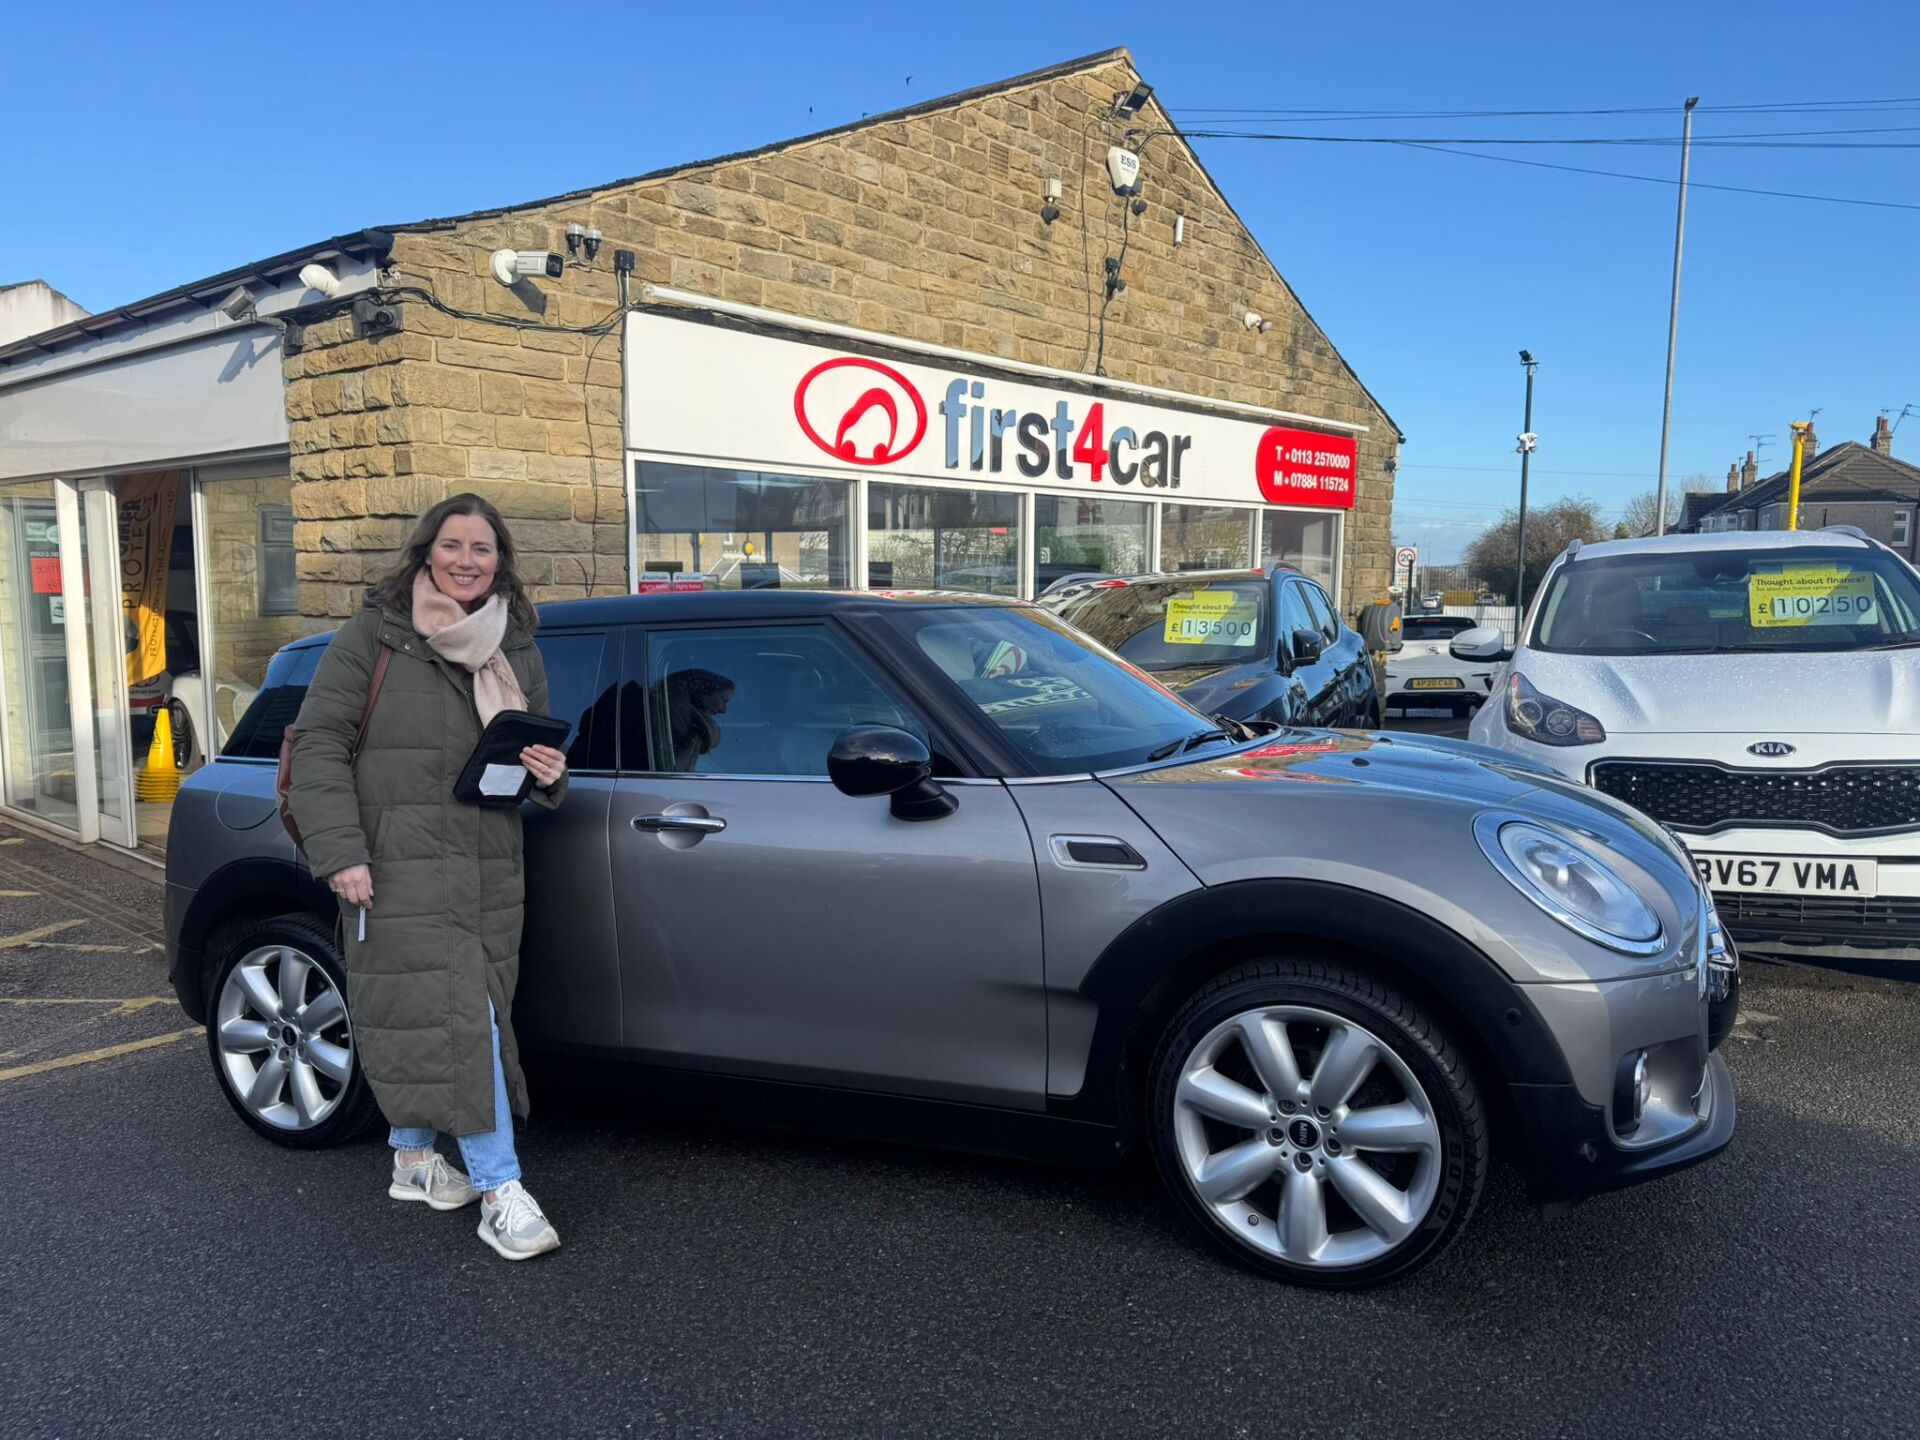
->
<box><xmin>624</xmin><ymin>311</ymin><xmax>1358</xmax><ymax>510</ymax></box>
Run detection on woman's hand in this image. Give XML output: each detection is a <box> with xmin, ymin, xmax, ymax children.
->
<box><xmin>329</xmin><ymin>864</ymin><xmax>374</xmax><ymax>908</ymax></box>
<box><xmin>521</xmin><ymin>744</ymin><xmax>568</xmax><ymax>790</ymax></box>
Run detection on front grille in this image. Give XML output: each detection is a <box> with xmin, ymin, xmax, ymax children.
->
<box><xmin>1715</xmin><ymin>892</ymin><xmax>1920</xmax><ymax>944</ymax></box>
<box><xmin>1589</xmin><ymin>760</ymin><xmax>1920</xmax><ymax>837</ymax></box>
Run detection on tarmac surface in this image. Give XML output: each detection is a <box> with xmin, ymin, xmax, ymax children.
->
<box><xmin>3</xmin><ymin>767</ymin><xmax>1916</xmax><ymax>1437</ymax></box>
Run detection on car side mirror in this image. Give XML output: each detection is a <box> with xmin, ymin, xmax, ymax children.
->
<box><xmin>828</xmin><ymin>725</ymin><xmax>957</xmax><ymax>822</ymax></box>
<box><xmin>1449</xmin><ymin>625</ymin><xmax>1513</xmax><ymax>663</ymax></box>
<box><xmin>1289</xmin><ymin>628</ymin><xmax>1325</xmax><ymax>666</ymax></box>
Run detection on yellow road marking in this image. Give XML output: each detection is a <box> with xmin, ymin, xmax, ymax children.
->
<box><xmin>0</xmin><ymin>996</ymin><xmax>178</xmax><ymax>1013</ymax></box>
<box><xmin>0</xmin><ymin>1026</ymin><xmax>201</xmax><ymax>1082</ymax></box>
<box><xmin>0</xmin><ymin>920</ymin><xmax>85</xmax><ymax>948</ymax></box>
<box><xmin>0</xmin><ymin>889</ymin><xmax>39</xmax><ymax>897</ymax></box>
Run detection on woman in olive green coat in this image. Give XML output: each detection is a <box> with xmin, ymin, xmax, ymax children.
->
<box><xmin>288</xmin><ymin>493</ymin><xmax>569</xmax><ymax>1261</ymax></box>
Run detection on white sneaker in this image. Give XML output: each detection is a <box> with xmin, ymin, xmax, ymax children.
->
<box><xmin>388</xmin><ymin>1151</ymin><xmax>479</xmax><ymax>1211</ymax></box>
<box><xmin>476</xmin><ymin>1180</ymin><xmax>561</xmax><ymax>1261</ymax></box>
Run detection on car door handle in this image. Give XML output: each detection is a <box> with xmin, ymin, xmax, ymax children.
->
<box><xmin>632</xmin><ymin>814</ymin><xmax>727</xmax><ymax>834</ymax></box>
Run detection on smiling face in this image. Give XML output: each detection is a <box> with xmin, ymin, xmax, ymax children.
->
<box><xmin>426</xmin><ymin>512</ymin><xmax>501</xmax><ymax>610</ymax></box>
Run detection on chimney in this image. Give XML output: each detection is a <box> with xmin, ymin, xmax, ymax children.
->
<box><xmin>1727</xmin><ymin>462</ymin><xmax>1740</xmax><ymax>492</ymax></box>
<box><xmin>1741</xmin><ymin>450</ymin><xmax>1758</xmax><ymax>489</ymax></box>
<box><xmin>1872</xmin><ymin>415</ymin><xmax>1894</xmax><ymax>455</ymax></box>
<box><xmin>1801</xmin><ymin>424</ymin><xmax>1818</xmax><ymax>459</ymax></box>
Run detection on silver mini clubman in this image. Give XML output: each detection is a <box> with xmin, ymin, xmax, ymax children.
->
<box><xmin>168</xmin><ymin>590</ymin><xmax>1738</xmax><ymax>1289</ymax></box>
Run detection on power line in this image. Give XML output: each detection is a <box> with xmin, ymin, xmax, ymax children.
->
<box><xmin>1174</xmin><ymin>126</ymin><xmax>1920</xmax><ymax>150</ymax></box>
<box><xmin>1174</xmin><ymin>97</ymin><xmax>1920</xmax><ymax>119</ymax></box>
<box><xmin>1380</xmin><ymin>140</ymin><xmax>1920</xmax><ymax>212</ymax></box>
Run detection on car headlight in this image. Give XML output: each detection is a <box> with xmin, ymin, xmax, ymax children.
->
<box><xmin>1504</xmin><ymin>672</ymin><xmax>1606</xmax><ymax>746</ymax></box>
<box><xmin>1474</xmin><ymin>815</ymin><xmax>1666</xmax><ymax>956</ymax></box>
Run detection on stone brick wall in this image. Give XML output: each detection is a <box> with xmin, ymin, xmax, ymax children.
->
<box><xmin>286</xmin><ymin>49</ymin><xmax>1398</xmax><ymax>618</ymax></box>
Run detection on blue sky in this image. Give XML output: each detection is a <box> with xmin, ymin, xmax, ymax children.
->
<box><xmin>6</xmin><ymin>1</ymin><xmax>1915</xmax><ymax>562</ymax></box>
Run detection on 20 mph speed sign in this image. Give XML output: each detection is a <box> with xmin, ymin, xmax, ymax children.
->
<box><xmin>1396</xmin><ymin>546</ymin><xmax>1418</xmax><ymax>572</ymax></box>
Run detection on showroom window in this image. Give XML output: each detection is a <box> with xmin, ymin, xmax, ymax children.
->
<box><xmin>1262</xmin><ymin>509</ymin><xmax>1340</xmax><ymax>592</ymax></box>
<box><xmin>197</xmin><ymin>462</ymin><xmax>332</xmax><ymax>757</ymax></box>
<box><xmin>868</xmin><ymin>483</ymin><xmax>1021</xmax><ymax>596</ymax></box>
<box><xmin>633</xmin><ymin>462</ymin><xmax>850</xmax><ymax>589</ymax></box>
<box><xmin>1162</xmin><ymin>503</ymin><xmax>1255</xmax><ymax>573</ymax></box>
<box><xmin>1034</xmin><ymin>494</ymin><xmax>1149</xmax><ymax>592</ymax></box>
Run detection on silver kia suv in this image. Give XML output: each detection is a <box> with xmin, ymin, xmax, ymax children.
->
<box><xmin>167</xmin><ymin>591</ymin><xmax>1738</xmax><ymax>1289</ymax></box>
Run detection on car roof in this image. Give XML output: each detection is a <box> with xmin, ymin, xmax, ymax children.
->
<box><xmin>1566</xmin><ymin>529</ymin><xmax>1873</xmax><ymax>562</ymax></box>
<box><xmin>282</xmin><ymin>588</ymin><xmax>1028</xmax><ymax>646</ymax></box>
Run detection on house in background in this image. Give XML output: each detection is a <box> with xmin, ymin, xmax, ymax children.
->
<box><xmin>0</xmin><ymin>281</ymin><xmax>88</xmax><ymax>348</ymax></box>
<box><xmin>1683</xmin><ymin>415</ymin><xmax>1919</xmax><ymax>564</ymax></box>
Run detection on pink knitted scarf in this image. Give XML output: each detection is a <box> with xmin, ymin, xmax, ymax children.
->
<box><xmin>411</xmin><ymin>571</ymin><xmax>528</xmax><ymax>725</ymax></box>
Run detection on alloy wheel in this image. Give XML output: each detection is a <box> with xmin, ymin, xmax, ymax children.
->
<box><xmin>1171</xmin><ymin>1004</ymin><xmax>1442</xmax><ymax>1269</ymax></box>
<box><xmin>213</xmin><ymin>945</ymin><xmax>355</xmax><ymax>1130</ymax></box>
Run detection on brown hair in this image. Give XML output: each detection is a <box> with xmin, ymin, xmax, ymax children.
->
<box><xmin>369</xmin><ymin>492</ymin><xmax>538</xmax><ymax>632</ymax></box>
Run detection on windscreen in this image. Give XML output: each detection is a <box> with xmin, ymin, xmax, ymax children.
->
<box><xmin>1532</xmin><ymin>546</ymin><xmax>1920</xmax><ymax>655</ymax></box>
<box><xmin>882</xmin><ymin>606</ymin><xmax>1219</xmax><ymax>774</ymax></box>
<box><xmin>1053</xmin><ymin>578</ymin><xmax>1269</xmax><ymax>670</ymax></box>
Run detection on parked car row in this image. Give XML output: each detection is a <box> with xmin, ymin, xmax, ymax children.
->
<box><xmin>168</xmin><ymin>585</ymin><xmax>1737</xmax><ymax>1291</ymax></box>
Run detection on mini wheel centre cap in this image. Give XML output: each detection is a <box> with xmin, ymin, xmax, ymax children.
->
<box><xmin>1286</xmin><ymin>1117</ymin><xmax>1321</xmax><ymax>1149</ymax></box>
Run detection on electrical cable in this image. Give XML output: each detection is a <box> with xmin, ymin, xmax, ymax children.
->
<box><xmin>1092</xmin><ymin>193</ymin><xmax>1137</xmax><ymax>378</ymax></box>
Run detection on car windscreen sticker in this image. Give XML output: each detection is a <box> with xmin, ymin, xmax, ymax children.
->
<box><xmin>1163</xmin><ymin>591</ymin><xmax>1260</xmax><ymax>647</ymax></box>
<box><xmin>1747</xmin><ymin>565</ymin><xmax>1878</xmax><ymax>628</ymax></box>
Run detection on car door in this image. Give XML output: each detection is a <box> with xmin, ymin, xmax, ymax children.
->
<box><xmin>606</xmin><ymin>618</ymin><xmax>1048</xmax><ymax>1109</ymax></box>
<box><xmin>517</xmin><ymin>626</ymin><xmax>623</xmax><ymax>1050</ymax></box>
<box><xmin>1280</xmin><ymin>579</ymin><xmax>1340</xmax><ymax>724</ymax></box>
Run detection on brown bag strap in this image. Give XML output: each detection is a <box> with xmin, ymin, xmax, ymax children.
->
<box><xmin>350</xmin><ymin>646</ymin><xmax>393</xmax><ymax>760</ymax></box>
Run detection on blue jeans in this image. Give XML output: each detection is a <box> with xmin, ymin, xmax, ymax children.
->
<box><xmin>389</xmin><ymin>1001</ymin><xmax>520</xmax><ymax>1192</ymax></box>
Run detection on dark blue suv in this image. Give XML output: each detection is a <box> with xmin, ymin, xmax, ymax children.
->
<box><xmin>1041</xmin><ymin>564</ymin><xmax>1379</xmax><ymax>729</ymax></box>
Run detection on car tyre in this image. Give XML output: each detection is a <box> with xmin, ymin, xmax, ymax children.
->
<box><xmin>1145</xmin><ymin>955</ymin><xmax>1487</xmax><ymax>1289</ymax></box>
<box><xmin>204</xmin><ymin>914</ymin><xmax>380</xmax><ymax>1149</ymax></box>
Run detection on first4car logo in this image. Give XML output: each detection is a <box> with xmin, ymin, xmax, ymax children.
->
<box><xmin>793</xmin><ymin>357</ymin><xmax>929</xmax><ymax>465</ymax></box>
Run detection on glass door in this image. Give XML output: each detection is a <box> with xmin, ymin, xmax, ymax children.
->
<box><xmin>0</xmin><ymin>482</ymin><xmax>82</xmax><ymax>832</ymax></box>
<box><xmin>0</xmin><ymin>478</ymin><xmax>136</xmax><ymax>845</ymax></box>
<box><xmin>80</xmin><ymin>480</ymin><xmax>135</xmax><ymax>847</ymax></box>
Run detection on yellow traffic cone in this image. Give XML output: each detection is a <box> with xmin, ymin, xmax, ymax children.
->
<box><xmin>136</xmin><ymin>705</ymin><xmax>182</xmax><ymax>802</ymax></box>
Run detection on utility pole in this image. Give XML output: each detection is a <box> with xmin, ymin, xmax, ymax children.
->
<box><xmin>1655</xmin><ymin>96</ymin><xmax>1700</xmax><ymax>537</ymax></box>
<box><xmin>1786</xmin><ymin>420</ymin><xmax>1812</xmax><ymax>530</ymax></box>
<box><xmin>1516</xmin><ymin>350</ymin><xmax>1539</xmax><ymax>616</ymax></box>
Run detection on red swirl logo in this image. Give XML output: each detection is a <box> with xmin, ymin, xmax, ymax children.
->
<box><xmin>794</xmin><ymin>357</ymin><xmax>927</xmax><ymax>466</ymax></box>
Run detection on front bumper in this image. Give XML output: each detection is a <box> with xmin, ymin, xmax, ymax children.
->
<box><xmin>1511</xmin><ymin>1049</ymin><xmax>1736</xmax><ymax>1206</ymax></box>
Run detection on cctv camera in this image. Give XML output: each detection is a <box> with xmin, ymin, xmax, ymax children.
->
<box><xmin>1106</xmin><ymin>146</ymin><xmax>1141</xmax><ymax>195</ymax></box>
<box><xmin>215</xmin><ymin>285</ymin><xmax>257</xmax><ymax>321</ymax></box>
<box><xmin>1243</xmin><ymin>311</ymin><xmax>1262</xmax><ymax>331</ymax></box>
<box><xmin>489</xmin><ymin>250</ymin><xmax>564</xmax><ymax>287</ymax></box>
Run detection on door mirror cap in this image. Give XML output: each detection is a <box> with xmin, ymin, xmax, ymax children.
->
<box><xmin>1289</xmin><ymin>628</ymin><xmax>1326</xmax><ymax>665</ymax></box>
<box><xmin>828</xmin><ymin>725</ymin><xmax>957</xmax><ymax>821</ymax></box>
<box><xmin>1450</xmin><ymin>625</ymin><xmax>1513</xmax><ymax>663</ymax></box>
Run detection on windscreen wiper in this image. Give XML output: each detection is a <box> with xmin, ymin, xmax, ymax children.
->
<box><xmin>1146</xmin><ymin>728</ymin><xmax>1233</xmax><ymax>761</ymax></box>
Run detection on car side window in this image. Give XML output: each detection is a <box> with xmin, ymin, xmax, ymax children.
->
<box><xmin>532</xmin><ymin>631</ymin><xmax>617</xmax><ymax>771</ymax></box>
<box><xmin>1303</xmin><ymin>584</ymin><xmax>1341</xmax><ymax>645</ymax></box>
<box><xmin>640</xmin><ymin>624</ymin><xmax>928</xmax><ymax>777</ymax></box>
<box><xmin>220</xmin><ymin>645</ymin><xmax>323</xmax><ymax>759</ymax></box>
<box><xmin>1277</xmin><ymin>583</ymin><xmax>1317</xmax><ymax>656</ymax></box>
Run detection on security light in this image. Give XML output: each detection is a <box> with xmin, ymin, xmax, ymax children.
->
<box><xmin>1113</xmin><ymin>81</ymin><xmax>1153</xmax><ymax>116</ymax></box>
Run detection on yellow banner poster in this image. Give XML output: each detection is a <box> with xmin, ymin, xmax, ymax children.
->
<box><xmin>1164</xmin><ymin>590</ymin><xmax>1260</xmax><ymax>647</ymax></box>
<box><xmin>119</xmin><ymin>471</ymin><xmax>181</xmax><ymax>685</ymax></box>
<box><xmin>1748</xmin><ymin>564</ymin><xmax>1878</xmax><ymax>629</ymax></box>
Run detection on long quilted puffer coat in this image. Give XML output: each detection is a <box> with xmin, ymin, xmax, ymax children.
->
<box><xmin>287</xmin><ymin>598</ymin><xmax>566</xmax><ymax>1135</ymax></box>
